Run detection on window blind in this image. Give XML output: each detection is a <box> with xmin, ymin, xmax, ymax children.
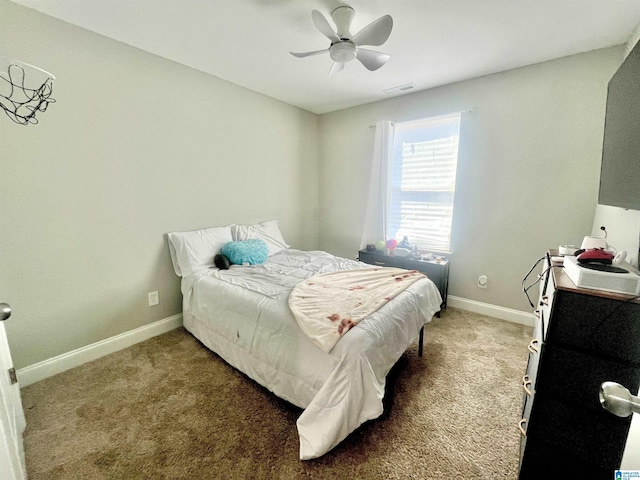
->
<box><xmin>387</xmin><ymin>114</ymin><xmax>461</xmax><ymax>253</ymax></box>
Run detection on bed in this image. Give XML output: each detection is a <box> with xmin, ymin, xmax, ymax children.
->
<box><xmin>167</xmin><ymin>221</ymin><xmax>442</xmax><ymax>459</ymax></box>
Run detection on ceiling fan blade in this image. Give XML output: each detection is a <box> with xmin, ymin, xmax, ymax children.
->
<box><xmin>290</xmin><ymin>49</ymin><xmax>329</xmax><ymax>58</ymax></box>
<box><xmin>328</xmin><ymin>61</ymin><xmax>345</xmax><ymax>76</ymax></box>
<box><xmin>351</xmin><ymin>15</ymin><xmax>393</xmax><ymax>47</ymax></box>
<box><xmin>356</xmin><ymin>48</ymin><xmax>390</xmax><ymax>71</ymax></box>
<box><xmin>311</xmin><ymin>10</ymin><xmax>340</xmax><ymax>43</ymax></box>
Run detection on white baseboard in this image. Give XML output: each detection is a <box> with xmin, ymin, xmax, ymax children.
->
<box><xmin>17</xmin><ymin>314</ymin><xmax>183</xmax><ymax>387</ymax></box>
<box><xmin>16</xmin><ymin>299</ymin><xmax>530</xmax><ymax>387</ymax></box>
<box><xmin>447</xmin><ymin>295</ymin><xmax>534</xmax><ymax>327</ymax></box>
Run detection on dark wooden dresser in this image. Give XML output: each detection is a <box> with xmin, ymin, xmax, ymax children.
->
<box><xmin>518</xmin><ymin>255</ymin><xmax>640</xmax><ymax>478</ymax></box>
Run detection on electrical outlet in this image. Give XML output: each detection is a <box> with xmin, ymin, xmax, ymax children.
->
<box><xmin>478</xmin><ymin>275</ymin><xmax>488</xmax><ymax>289</ymax></box>
<box><xmin>148</xmin><ymin>291</ymin><xmax>159</xmax><ymax>306</ymax></box>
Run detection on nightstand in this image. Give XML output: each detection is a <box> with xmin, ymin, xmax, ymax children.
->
<box><xmin>357</xmin><ymin>249</ymin><xmax>449</xmax><ymax>311</ymax></box>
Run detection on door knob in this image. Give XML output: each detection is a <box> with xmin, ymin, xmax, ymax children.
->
<box><xmin>0</xmin><ymin>303</ymin><xmax>10</xmax><ymax>321</ymax></box>
<box><xmin>600</xmin><ymin>381</ymin><xmax>640</xmax><ymax>418</ymax></box>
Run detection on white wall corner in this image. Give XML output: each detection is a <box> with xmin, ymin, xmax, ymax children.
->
<box><xmin>447</xmin><ymin>295</ymin><xmax>534</xmax><ymax>327</ymax></box>
<box><xmin>17</xmin><ymin>314</ymin><xmax>183</xmax><ymax>387</ymax></box>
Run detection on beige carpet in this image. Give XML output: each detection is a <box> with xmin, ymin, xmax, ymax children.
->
<box><xmin>21</xmin><ymin>308</ymin><xmax>532</xmax><ymax>479</ymax></box>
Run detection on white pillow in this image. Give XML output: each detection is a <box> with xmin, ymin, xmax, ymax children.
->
<box><xmin>232</xmin><ymin>220</ymin><xmax>289</xmax><ymax>256</ymax></box>
<box><xmin>167</xmin><ymin>225</ymin><xmax>233</xmax><ymax>277</ymax></box>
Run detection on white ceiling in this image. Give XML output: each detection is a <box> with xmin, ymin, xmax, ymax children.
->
<box><xmin>11</xmin><ymin>0</ymin><xmax>640</xmax><ymax>114</ymax></box>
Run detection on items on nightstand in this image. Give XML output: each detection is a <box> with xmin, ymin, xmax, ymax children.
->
<box><xmin>391</xmin><ymin>236</ymin><xmax>412</xmax><ymax>256</ymax></box>
<box><xmin>397</xmin><ymin>236</ymin><xmax>411</xmax><ymax>250</ymax></box>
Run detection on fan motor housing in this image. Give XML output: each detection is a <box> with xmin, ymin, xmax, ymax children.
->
<box><xmin>331</xmin><ymin>5</ymin><xmax>355</xmax><ymax>38</ymax></box>
<box><xmin>330</xmin><ymin>42</ymin><xmax>356</xmax><ymax>63</ymax></box>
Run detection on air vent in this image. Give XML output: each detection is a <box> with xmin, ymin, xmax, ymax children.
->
<box><xmin>383</xmin><ymin>83</ymin><xmax>415</xmax><ymax>94</ymax></box>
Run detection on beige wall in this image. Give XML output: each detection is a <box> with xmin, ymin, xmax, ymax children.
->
<box><xmin>0</xmin><ymin>0</ymin><xmax>628</xmax><ymax>368</ymax></box>
<box><xmin>0</xmin><ymin>0</ymin><xmax>320</xmax><ymax>368</ymax></box>
<box><xmin>317</xmin><ymin>47</ymin><xmax>623</xmax><ymax>311</ymax></box>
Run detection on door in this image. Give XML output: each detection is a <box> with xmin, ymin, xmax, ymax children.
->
<box><xmin>0</xmin><ymin>304</ymin><xmax>26</xmax><ymax>480</ymax></box>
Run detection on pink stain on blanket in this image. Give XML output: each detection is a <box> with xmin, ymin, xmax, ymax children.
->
<box><xmin>337</xmin><ymin>317</ymin><xmax>355</xmax><ymax>335</ymax></box>
<box><xmin>325</xmin><ymin>314</ymin><xmax>356</xmax><ymax>334</ymax></box>
<box><xmin>348</xmin><ymin>285</ymin><xmax>366</xmax><ymax>291</ymax></box>
<box><xmin>393</xmin><ymin>270</ymin><xmax>420</xmax><ymax>282</ymax></box>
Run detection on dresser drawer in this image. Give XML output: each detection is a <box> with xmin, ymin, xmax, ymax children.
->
<box><xmin>519</xmin><ymin>435</ymin><xmax>609</xmax><ymax>480</ymax></box>
<box><xmin>518</xmin><ymin>381</ymin><xmax>535</xmax><ymax>463</ymax></box>
<box><xmin>358</xmin><ymin>250</ymin><xmax>446</xmax><ymax>271</ymax></box>
<box><xmin>358</xmin><ymin>251</ymin><xmax>392</xmax><ymax>268</ymax></box>
<box><xmin>522</xmin><ymin>341</ymin><xmax>541</xmax><ymax>402</ymax></box>
<box><xmin>535</xmin><ymin>344</ymin><xmax>640</xmax><ymax>412</ymax></box>
<box><xmin>537</xmin><ymin>274</ymin><xmax>554</xmax><ymax>343</ymax></box>
<box><xmin>526</xmin><ymin>394</ymin><xmax>630</xmax><ymax>470</ymax></box>
<box><xmin>522</xmin><ymin>309</ymin><xmax>543</xmax><ymax>404</ymax></box>
<box><xmin>548</xmin><ymin>290</ymin><xmax>640</xmax><ymax>364</ymax></box>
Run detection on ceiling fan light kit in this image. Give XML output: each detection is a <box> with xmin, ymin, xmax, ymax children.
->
<box><xmin>329</xmin><ymin>42</ymin><xmax>356</xmax><ymax>63</ymax></box>
<box><xmin>290</xmin><ymin>5</ymin><xmax>393</xmax><ymax>76</ymax></box>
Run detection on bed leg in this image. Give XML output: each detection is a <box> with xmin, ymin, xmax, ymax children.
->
<box><xmin>418</xmin><ymin>325</ymin><xmax>424</xmax><ymax>357</ymax></box>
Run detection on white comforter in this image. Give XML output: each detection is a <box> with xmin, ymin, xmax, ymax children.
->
<box><xmin>180</xmin><ymin>249</ymin><xmax>442</xmax><ymax>460</ymax></box>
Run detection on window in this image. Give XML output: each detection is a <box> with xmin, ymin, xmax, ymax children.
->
<box><xmin>387</xmin><ymin>114</ymin><xmax>461</xmax><ymax>253</ymax></box>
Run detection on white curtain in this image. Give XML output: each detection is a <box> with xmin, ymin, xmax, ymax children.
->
<box><xmin>360</xmin><ymin>120</ymin><xmax>394</xmax><ymax>250</ymax></box>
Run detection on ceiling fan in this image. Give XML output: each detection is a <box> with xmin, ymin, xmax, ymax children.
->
<box><xmin>290</xmin><ymin>6</ymin><xmax>393</xmax><ymax>76</ymax></box>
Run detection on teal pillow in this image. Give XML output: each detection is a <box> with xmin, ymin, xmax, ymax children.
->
<box><xmin>221</xmin><ymin>239</ymin><xmax>269</xmax><ymax>265</ymax></box>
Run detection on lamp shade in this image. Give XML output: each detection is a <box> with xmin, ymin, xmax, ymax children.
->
<box><xmin>581</xmin><ymin>236</ymin><xmax>607</xmax><ymax>250</ymax></box>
